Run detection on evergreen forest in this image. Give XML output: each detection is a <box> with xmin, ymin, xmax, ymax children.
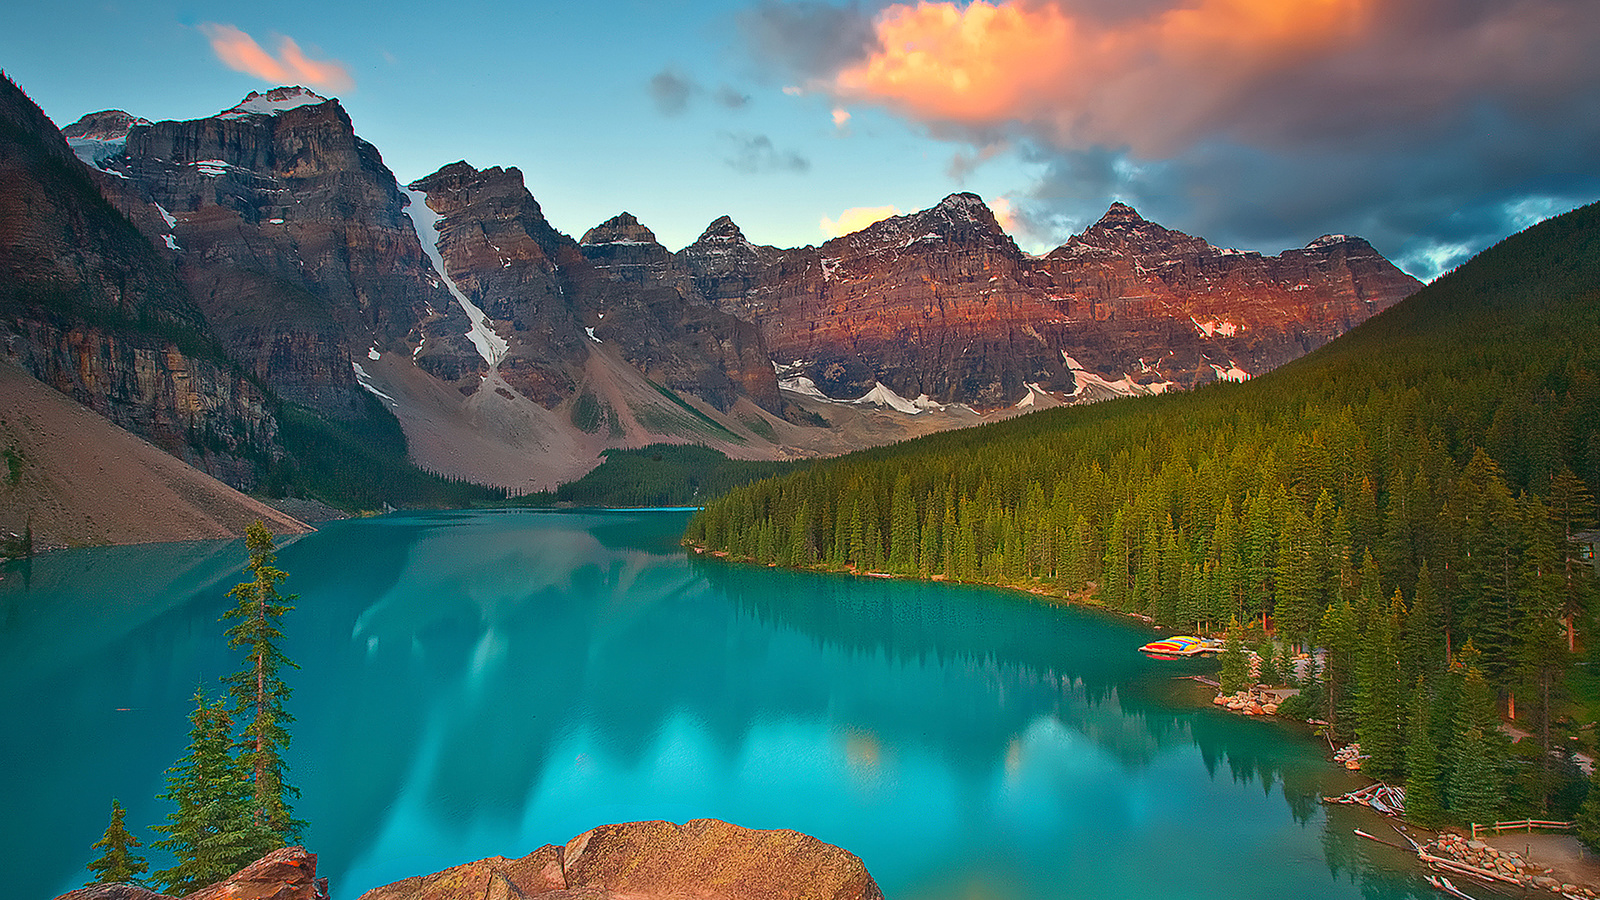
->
<box><xmin>686</xmin><ymin>201</ymin><xmax>1600</xmax><ymax>824</ymax></box>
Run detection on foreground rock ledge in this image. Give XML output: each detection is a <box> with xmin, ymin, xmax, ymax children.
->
<box><xmin>362</xmin><ymin>819</ymin><xmax>883</xmax><ymax>900</ymax></box>
<box><xmin>59</xmin><ymin>820</ymin><xmax>882</xmax><ymax>900</ymax></box>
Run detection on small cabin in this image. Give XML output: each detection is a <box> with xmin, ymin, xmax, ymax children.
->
<box><xmin>1575</xmin><ymin>529</ymin><xmax>1600</xmax><ymax>576</ymax></box>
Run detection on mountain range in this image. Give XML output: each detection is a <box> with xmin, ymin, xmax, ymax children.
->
<box><xmin>2</xmin><ymin>76</ymin><xmax>1421</xmax><ymax>519</ymax></box>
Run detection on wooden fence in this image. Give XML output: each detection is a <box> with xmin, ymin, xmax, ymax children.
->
<box><xmin>1470</xmin><ymin>819</ymin><xmax>1576</xmax><ymax>840</ymax></box>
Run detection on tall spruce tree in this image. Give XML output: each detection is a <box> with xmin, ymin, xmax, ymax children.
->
<box><xmin>1219</xmin><ymin>616</ymin><xmax>1249</xmax><ymax>694</ymax></box>
<box><xmin>222</xmin><ymin>521</ymin><xmax>303</xmax><ymax>848</ymax></box>
<box><xmin>151</xmin><ymin>690</ymin><xmax>264</xmax><ymax>894</ymax></box>
<box><xmin>86</xmin><ymin>798</ymin><xmax>148</xmax><ymax>886</ymax></box>
<box><xmin>1404</xmin><ymin>678</ymin><xmax>1446</xmax><ymax>828</ymax></box>
<box><xmin>1448</xmin><ymin>654</ymin><xmax>1506</xmax><ymax>827</ymax></box>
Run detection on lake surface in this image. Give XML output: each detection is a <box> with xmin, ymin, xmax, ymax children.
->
<box><xmin>1</xmin><ymin>509</ymin><xmax>1429</xmax><ymax>899</ymax></box>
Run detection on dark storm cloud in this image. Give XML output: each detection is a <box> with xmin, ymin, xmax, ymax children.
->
<box><xmin>734</xmin><ymin>0</ymin><xmax>882</xmax><ymax>83</ymax></box>
<box><xmin>722</xmin><ymin>133</ymin><xmax>811</xmax><ymax>174</ymax></box>
<box><xmin>739</xmin><ymin>0</ymin><xmax>1600</xmax><ymax>279</ymax></box>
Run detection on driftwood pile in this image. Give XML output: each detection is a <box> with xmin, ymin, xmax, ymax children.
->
<box><xmin>1423</xmin><ymin>832</ymin><xmax>1596</xmax><ymax>898</ymax></box>
<box><xmin>1324</xmin><ymin>782</ymin><xmax>1405</xmax><ymax>816</ymax></box>
<box><xmin>1333</xmin><ymin>742</ymin><xmax>1369</xmax><ymax>770</ymax></box>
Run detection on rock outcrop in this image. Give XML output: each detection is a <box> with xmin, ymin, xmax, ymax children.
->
<box><xmin>84</xmin><ymin>86</ymin><xmax>465</xmax><ymax>419</ymax></box>
<box><xmin>359</xmin><ymin>819</ymin><xmax>882</xmax><ymax>900</ymax></box>
<box><xmin>53</xmin><ymin>847</ymin><xmax>324</xmax><ymax>900</ymax></box>
<box><xmin>0</xmin><ymin>357</ymin><xmax>309</xmax><ymax>549</ymax></box>
<box><xmin>0</xmin><ymin>74</ymin><xmax>279</xmax><ymax>487</ymax></box>
<box><xmin>411</xmin><ymin>162</ymin><xmax>780</xmax><ymax>413</ymax></box>
<box><xmin>677</xmin><ymin>195</ymin><xmax>1423</xmax><ymax>407</ymax></box>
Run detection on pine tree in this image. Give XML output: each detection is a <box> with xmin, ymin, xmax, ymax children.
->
<box><xmin>152</xmin><ymin>690</ymin><xmax>265</xmax><ymax>895</ymax></box>
<box><xmin>1219</xmin><ymin>616</ymin><xmax>1249</xmax><ymax>694</ymax></box>
<box><xmin>221</xmin><ymin>521</ymin><xmax>303</xmax><ymax>848</ymax></box>
<box><xmin>86</xmin><ymin>798</ymin><xmax>148</xmax><ymax>886</ymax></box>
<box><xmin>1448</xmin><ymin>655</ymin><xmax>1506</xmax><ymax>827</ymax></box>
<box><xmin>1355</xmin><ymin>589</ymin><xmax>1406</xmax><ymax>784</ymax></box>
<box><xmin>1576</xmin><ymin>763</ymin><xmax>1600</xmax><ymax>852</ymax></box>
<box><xmin>1404</xmin><ymin>678</ymin><xmax>1445</xmax><ymax>828</ymax></box>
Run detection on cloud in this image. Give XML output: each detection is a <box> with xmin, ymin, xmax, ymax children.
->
<box><xmin>820</xmin><ymin>204</ymin><xmax>900</xmax><ymax>237</ymax></box>
<box><xmin>988</xmin><ymin>196</ymin><xmax>1016</xmax><ymax>233</ymax></box>
<box><xmin>723</xmin><ymin>133</ymin><xmax>812</xmax><ymax>174</ymax></box>
<box><xmin>743</xmin><ymin>0</ymin><xmax>1600</xmax><ymax>279</ymax></box>
<box><xmin>715</xmin><ymin>86</ymin><xmax>752</xmax><ymax>109</ymax></box>
<box><xmin>737</xmin><ymin>1</ymin><xmax>882</xmax><ymax>83</ymax></box>
<box><xmin>831</xmin><ymin>107</ymin><xmax>852</xmax><ymax>129</ymax></box>
<box><xmin>199</xmin><ymin>23</ymin><xmax>353</xmax><ymax>94</ymax></box>
<box><xmin>649</xmin><ymin>69</ymin><xmax>695</xmax><ymax>116</ymax></box>
<box><xmin>651</xmin><ymin>68</ymin><xmax>753</xmax><ymax>115</ymax></box>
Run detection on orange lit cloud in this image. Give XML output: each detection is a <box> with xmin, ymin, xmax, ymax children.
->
<box><xmin>834</xmin><ymin>0</ymin><xmax>1375</xmax><ymax>156</ymax></box>
<box><xmin>200</xmin><ymin>23</ymin><xmax>354</xmax><ymax>94</ymax></box>
<box><xmin>821</xmin><ymin>205</ymin><xmax>900</xmax><ymax>237</ymax></box>
<box><xmin>989</xmin><ymin>196</ymin><xmax>1016</xmax><ymax>233</ymax></box>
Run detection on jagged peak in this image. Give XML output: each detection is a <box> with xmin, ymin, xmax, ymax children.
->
<box><xmin>581</xmin><ymin>212</ymin><xmax>659</xmax><ymax>247</ymax></box>
<box><xmin>697</xmin><ymin>215</ymin><xmax>744</xmax><ymax>241</ymax></box>
<box><xmin>1093</xmin><ymin>202</ymin><xmax>1148</xmax><ymax>228</ymax></box>
<box><xmin>934</xmin><ymin>192</ymin><xmax>989</xmax><ymax>214</ymax></box>
<box><xmin>62</xmin><ymin>110</ymin><xmax>151</xmax><ymax>142</ymax></box>
<box><xmin>1306</xmin><ymin>233</ymin><xmax>1364</xmax><ymax>249</ymax></box>
<box><xmin>219</xmin><ymin>86</ymin><xmax>330</xmax><ymax>119</ymax></box>
<box><xmin>408</xmin><ymin>161</ymin><xmax>484</xmax><ymax>193</ymax></box>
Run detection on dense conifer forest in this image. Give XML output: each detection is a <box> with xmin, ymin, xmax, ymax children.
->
<box><xmin>686</xmin><ymin>202</ymin><xmax>1600</xmax><ymax>823</ymax></box>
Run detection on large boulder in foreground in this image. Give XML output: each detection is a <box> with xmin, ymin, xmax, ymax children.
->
<box><xmin>359</xmin><ymin>818</ymin><xmax>883</xmax><ymax>900</ymax></box>
<box><xmin>54</xmin><ymin>847</ymin><xmax>324</xmax><ymax>900</ymax></box>
<box><xmin>53</xmin><ymin>887</ymin><xmax>175</xmax><ymax>900</ymax></box>
<box><xmin>183</xmin><ymin>846</ymin><xmax>325</xmax><ymax>900</ymax></box>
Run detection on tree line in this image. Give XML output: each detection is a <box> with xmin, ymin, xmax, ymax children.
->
<box><xmin>83</xmin><ymin>521</ymin><xmax>303</xmax><ymax>893</ymax></box>
<box><xmin>687</xmin><ymin>202</ymin><xmax>1600</xmax><ymax>827</ymax></box>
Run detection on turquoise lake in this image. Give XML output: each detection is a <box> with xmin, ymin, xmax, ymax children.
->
<box><xmin>1</xmin><ymin>509</ymin><xmax>1432</xmax><ymax>899</ymax></box>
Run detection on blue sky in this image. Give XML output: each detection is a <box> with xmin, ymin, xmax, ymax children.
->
<box><xmin>6</xmin><ymin>0</ymin><xmax>1600</xmax><ymax>279</ymax></box>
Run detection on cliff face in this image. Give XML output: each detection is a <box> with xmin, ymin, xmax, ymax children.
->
<box><xmin>679</xmin><ymin>196</ymin><xmax>1423</xmax><ymax>407</ymax></box>
<box><xmin>0</xmin><ymin>74</ymin><xmax>277</xmax><ymax>485</ymax></box>
<box><xmin>410</xmin><ymin>162</ymin><xmax>780</xmax><ymax>413</ymax></box>
<box><xmin>1036</xmin><ymin>202</ymin><xmax>1425</xmax><ymax>384</ymax></box>
<box><xmin>101</xmin><ymin>87</ymin><xmax>462</xmax><ymax>418</ymax></box>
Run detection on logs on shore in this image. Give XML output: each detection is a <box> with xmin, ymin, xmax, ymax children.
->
<box><xmin>1324</xmin><ymin>782</ymin><xmax>1405</xmax><ymax>817</ymax></box>
<box><xmin>1423</xmin><ymin>832</ymin><xmax>1597</xmax><ymax>898</ymax></box>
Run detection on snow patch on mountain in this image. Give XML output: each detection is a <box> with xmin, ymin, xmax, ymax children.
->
<box><xmin>852</xmin><ymin>381</ymin><xmax>923</xmax><ymax>414</ymax></box>
<box><xmin>220</xmin><ymin>87</ymin><xmax>328</xmax><ymax>119</ymax></box>
<box><xmin>351</xmin><ymin>361</ymin><xmax>398</xmax><ymax>406</ymax></box>
<box><xmin>1013</xmin><ymin>382</ymin><xmax>1053</xmax><ymax>408</ymax></box>
<box><xmin>1210</xmin><ymin>362</ymin><xmax>1251</xmax><ymax>382</ymax></box>
<box><xmin>778</xmin><ymin>374</ymin><xmax>830</xmax><ymax>399</ymax></box>
<box><xmin>1191</xmin><ymin>316</ymin><xmax>1239</xmax><ymax>338</ymax></box>
<box><xmin>402</xmin><ymin>188</ymin><xmax>508</xmax><ymax>367</ymax></box>
<box><xmin>1068</xmin><ymin>368</ymin><xmax>1172</xmax><ymax>399</ymax></box>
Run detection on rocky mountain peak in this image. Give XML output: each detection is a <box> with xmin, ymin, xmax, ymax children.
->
<box><xmin>219</xmin><ymin>86</ymin><xmax>330</xmax><ymax>119</ymax></box>
<box><xmin>1307</xmin><ymin>233</ymin><xmax>1363</xmax><ymax>249</ymax></box>
<box><xmin>697</xmin><ymin>215</ymin><xmax>745</xmax><ymax>242</ymax></box>
<box><xmin>61</xmin><ymin>109</ymin><xmax>150</xmax><ymax>142</ymax></box>
<box><xmin>934</xmin><ymin>191</ymin><xmax>990</xmax><ymax>216</ymax></box>
<box><xmin>581</xmin><ymin>212</ymin><xmax>659</xmax><ymax>247</ymax></box>
<box><xmin>1096</xmin><ymin>201</ymin><xmax>1147</xmax><ymax>227</ymax></box>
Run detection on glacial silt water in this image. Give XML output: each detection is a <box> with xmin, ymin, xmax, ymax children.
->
<box><xmin>1</xmin><ymin>510</ymin><xmax>1425</xmax><ymax>899</ymax></box>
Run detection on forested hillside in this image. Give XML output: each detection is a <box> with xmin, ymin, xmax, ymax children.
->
<box><xmin>687</xmin><ymin>202</ymin><xmax>1600</xmax><ymax>821</ymax></box>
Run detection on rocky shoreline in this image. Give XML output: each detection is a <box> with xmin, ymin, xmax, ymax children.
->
<box><xmin>56</xmin><ymin>819</ymin><xmax>883</xmax><ymax>900</ymax></box>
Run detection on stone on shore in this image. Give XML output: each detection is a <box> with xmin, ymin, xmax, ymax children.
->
<box><xmin>359</xmin><ymin>819</ymin><xmax>883</xmax><ymax>900</ymax></box>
